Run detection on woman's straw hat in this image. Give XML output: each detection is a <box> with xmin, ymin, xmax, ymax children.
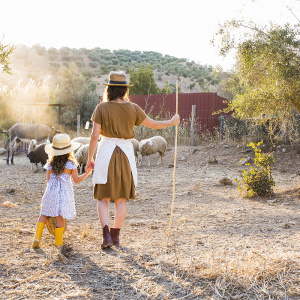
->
<box><xmin>102</xmin><ymin>71</ymin><xmax>133</xmax><ymax>86</ymax></box>
<box><xmin>45</xmin><ymin>133</ymin><xmax>81</xmax><ymax>156</ymax></box>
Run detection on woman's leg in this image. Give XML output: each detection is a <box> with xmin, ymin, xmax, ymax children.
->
<box><xmin>97</xmin><ymin>198</ymin><xmax>113</xmax><ymax>248</ymax></box>
<box><xmin>97</xmin><ymin>198</ymin><xmax>110</xmax><ymax>227</ymax></box>
<box><xmin>114</xmin><ymin>198</ymin><xmax>127</xmax><ymax>229</ymax></box>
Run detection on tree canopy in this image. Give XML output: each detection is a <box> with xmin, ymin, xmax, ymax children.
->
<box><xmin>214</xmin><ymin>21</ymin><xmax>300</xmax><ymax>135</ymax></box>
<box><xmin>0</xmin><ymin>38</ymin><xmax>15</xmax><ymax>74</ymax></box>
<box><xmin>129</xmin><ymin>65</ymin><xmax>160</xmax><ymax>95</ymax></box>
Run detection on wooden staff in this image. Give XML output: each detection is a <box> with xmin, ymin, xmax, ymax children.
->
<box><xmin>167</xmin><ymin>81</ymin><xmax>178</xmax><ymax>243</ymax></box>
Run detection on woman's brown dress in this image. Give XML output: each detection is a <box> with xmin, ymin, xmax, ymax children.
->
<box><xmin>91</xmin><ymin>101</ymin><xmax>146</xmax><ymax>201</ymax></box>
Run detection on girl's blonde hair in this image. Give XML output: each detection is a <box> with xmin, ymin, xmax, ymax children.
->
<box><xmin>48</xmin><ymin>152</ymin><xmax>77</xmax><ymax>176</ymax></box>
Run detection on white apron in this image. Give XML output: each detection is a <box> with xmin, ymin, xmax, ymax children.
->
<box><xmin>93</xmin><ymin>136</ymin><xmax>138</xmax><ymax>187</ymax></box>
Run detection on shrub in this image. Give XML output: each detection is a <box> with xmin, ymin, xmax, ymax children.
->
<box><xmin>237</xmin><ymin>141</ymin><xmax>275</xmax><ymax>197</ymax></box>
<box><xmin>89</xmin><ymin>61</ymin><xmax>98</xmax><ymax>68</ymax></box>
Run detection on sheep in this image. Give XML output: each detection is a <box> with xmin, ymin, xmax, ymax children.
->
<box><xmin>27</xmin><ymin>144</ymin><xmax>49</xmax><ymax>172</ymax></box>
<box><xmin>3</xmin><ymin>123</ymin><xmax>58</xmax><ymax>165</ymax></box>
<box><xmin>130</xmin><ymin>138</ymin><xmax>141</xmax><ymax>165</ymax></box>
<box><xmin>28</xmin><ymin>139</ymin><xmax>50</xmax><ymax>170</ymax></box>
<box><xmin>74</xmin><ymin>143</ymin><xmax>99</xmax><ymax>174</ymax></box>
<box><xmin>138</xmin><ymin>136</ymin><xmax>167</xmax><ymax>167</ymax></box>
<box><xmin>71</xmin><ymin>137</ymin><xmax>90</xmax><ymax>145</ymax></box>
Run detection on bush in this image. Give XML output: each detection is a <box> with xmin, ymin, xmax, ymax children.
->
<box><xmin>89</xmin><ymin>61</ymin><xmax>98</xmax><ymax>68</ymax></box>
<box><xmin>237</xmin><ymin>141</ymin><xmax>275</xmax><ymax>197</ymax></box>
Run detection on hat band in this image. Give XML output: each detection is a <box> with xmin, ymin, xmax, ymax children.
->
<box><xmin>108</xmin><ymin>80</ymin><xmax>128</xmax><ymax>85</ymax></box>
<box><xmin>52</xmin><ymin>144</ymin><xmax>71</xmax><ymax>150</ymax></box>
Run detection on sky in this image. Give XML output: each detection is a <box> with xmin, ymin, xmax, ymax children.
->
<box><xmin>0</xmin><ymin>0</ymin><xmax>299</xmax><ymax>70</ymax></box>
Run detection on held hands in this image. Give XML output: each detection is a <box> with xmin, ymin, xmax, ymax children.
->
<box><xmin>171</xmin><ymin>114</ymin><xmax>180</xmax><ymax>126</ymax></box>
<box><xmin>86</xmin><ymin>158</ymin><xmax>95</xmax><ymax>175</ymax></box>
<box><xmin>85</xmin><ymin>164</ymin><xmax>93</xmax><ymax>175</ymax></box>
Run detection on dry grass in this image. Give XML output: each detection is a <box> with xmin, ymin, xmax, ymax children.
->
<box><xmin>1</xmin><ymin>145</ymin><xmax>300</xmax><ymax>299</ymax></box>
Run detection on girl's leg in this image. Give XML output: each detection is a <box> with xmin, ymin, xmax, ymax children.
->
<box><xmin>56</xmin><ymin>215</ymin><xmax>64</xmax><ymax>228</ymax></box>
<box><xmin>55</xmin><ymin>215</ymin><xmax>64</xmax><ymax>247</ymax></box>
<box><xmin>97</xmin><ymin>198</ymin><xmax>110</xmax><ymax>227</ymax></box>
<box><xmin>114</xmin><ymin>198</ymin><xmax>127</xmax><ymax>229</ymax></box>
<box><xmin>38</xmin><ymin>215</ymin><xmax>47</xmax><ymax>223</ymax></box>
<box><xmin>97</xmin><ymin>198</ymin><xmax>113</xmax><ymax>248</ymax></box>
<box><xmin>33</xmin><ymin>214</ymin><xmax>47</xmax><ymax>248</ymax></box>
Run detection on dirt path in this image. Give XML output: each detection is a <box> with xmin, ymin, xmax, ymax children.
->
<box><xmin>0</xmin><ymin>144</ymin><xmax>300</xmax><ymax>299</ymax></box>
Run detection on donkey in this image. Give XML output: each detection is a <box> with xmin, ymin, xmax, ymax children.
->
<box><xmin>3</xmin><ymin>123</ymin><xmax>58</xmax><ymax>165</ymax></box>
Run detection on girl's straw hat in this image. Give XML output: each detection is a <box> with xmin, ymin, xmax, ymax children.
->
<box><xmin>45</xmin><ymin>133</ymin><xmax>81</xmax><ymax>156</ymax></box>
<box><xmin>102</xmin><ymin>71</ymin><xmax>133</xmax><ymax>86</ymax></box>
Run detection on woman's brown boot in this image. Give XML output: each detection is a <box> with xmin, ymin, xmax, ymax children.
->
<box><xmin>101</xmin><ymin>225</ymin><xmax>113</xmax><ymax>249</ymax></box>
<box><xmin>110</xmin><ymin>228</ymin><xmax>120</xmax><ymax>247</ymax></box>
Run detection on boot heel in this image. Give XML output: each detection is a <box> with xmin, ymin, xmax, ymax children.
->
<box><xmin>101</xmin><ymin>225</ymin><xmax>113</xmax><ymax>249</ymax></box>
<box><xmin>110</xmin><ymin>228</ymin><xmax>120</xmax><ymax>247</ymax></box>
<box><xmin>32</xmin><ymin>239</ymin><xmax>40</xmax><ymax>249</ymax></box>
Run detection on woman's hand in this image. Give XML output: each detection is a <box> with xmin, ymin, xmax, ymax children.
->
<box><xmin>86</xmin><ymin>158</ymin><xmax>95</xmax><ymax>170</ymax></box>
<box><xmin>85</xmin><ymin>164</ymin><xmax>93</xmax><ymax>175</ymax></box>
<box><xmin>171</xmin><ymin>114</ymin><xmax>180</xmax><ymax>125</ymax></box>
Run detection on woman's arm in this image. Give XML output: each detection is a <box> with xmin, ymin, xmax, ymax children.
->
<box><xmin>141</xmin><ymin>114</ymin><xmax>180</xmax><ymax>129</ymax></box>
<box><xmin>71</xmin><ymin>165</ymin><xmax>93</xmax><ymax>184</ymax></box>
<box><xmin>86</xmin><ymin>122</ymin><xmax>101</xmax><ymax>170</ymax></box>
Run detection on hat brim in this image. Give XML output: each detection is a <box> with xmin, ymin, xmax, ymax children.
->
<box><xmin>102</xmin><ymin>83</ymin><xmax>133</xmax><ymax>86</ymax></box>
<box><xmin>45</xmin><ymin>141</ymin><xmax>81</xmax><ymax>156</ymax></box>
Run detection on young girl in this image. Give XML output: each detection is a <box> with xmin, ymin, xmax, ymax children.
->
<box><xmin>32</xmin><ymin>133</ymin><xmax>93</xmax><ymax>249</ymax></box>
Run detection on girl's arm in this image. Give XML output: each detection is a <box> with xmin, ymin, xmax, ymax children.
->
<box><xmin>46</xmin><ymin>170</ymin><xmax>51</xmax><ymax>182</ymax></box>
<box><xmin>86</xmin><ymin>122</ymin><xmax>101</xmax><ymax>170</ymax></box>
<box><xmin>71</xmin><ymin>165</ymin><xmax>93</xmax><ymax>184</ymax></box>
<box><xmin>142</xmin><ymin>114</ymin><xmax>180</xmax><ymax>129</ymax></box>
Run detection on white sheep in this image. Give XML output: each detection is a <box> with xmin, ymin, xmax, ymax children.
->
<box><xmin>71</xmin><ymin>137</ymin><xmax>90</xmax><ymax>145</ymax></box>
<box><xmin>139</xmin><ymin>136</ymin><xmax>167</xmax><ymax>167</ymax></box>
<box><xmin>74</xmin><ymin>143</ymin><xmax>99</xmax><ymax>174</ymax></box>
<box><xmin>130</xmin><ymin>138</ymin><xmax>141</xmax><ymax>165</ymax></box>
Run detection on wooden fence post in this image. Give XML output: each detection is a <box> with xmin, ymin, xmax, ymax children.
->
<box><xmin>191</xmin><ymin>105</ymin><xmax>196</xmax><ymax>146</ymax></box>
<box><xmin>77</xmin><ymin>115</ymin><xmax>80</xmax><ymax>137</ymax></box>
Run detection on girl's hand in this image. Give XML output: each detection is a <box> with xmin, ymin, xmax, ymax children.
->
<box><xmin>85</xmin><ymin>164</ymin><xmax>93</xmax><ymax>175</ymax></box>
<box><xmin>171</xmin><ymin>114</ymin><xmax>180</xmax><ymax>125</ymax></box>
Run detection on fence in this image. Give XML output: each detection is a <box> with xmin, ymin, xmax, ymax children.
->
<box><xmin>130</xmin><ymin>93</ymin><xmax>231</xmax><ymax>133</ymax></box>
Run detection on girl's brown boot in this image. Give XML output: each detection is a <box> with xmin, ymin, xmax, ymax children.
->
<box><xmin>110</xmin><ymin>228</ymin><xmax>120</xmax><ymax>247</ymax></box>
<box><xmin>101</xmin><ymin>225</ymin><xmax>113</xmax><ymax>249</ymax></box>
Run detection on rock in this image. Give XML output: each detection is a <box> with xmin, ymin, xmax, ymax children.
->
<box><xmin>179</xmin><ymin>156</ymin><xmax>186</xmax><ymax>161</ymax></box>
<box><xmin>240</xmin><ymin>157</ymin><xmax>253</xmax><ymax>165</ymax></box>
<box><xmin>219</xmin><ymin>177</ymin><xmax>233</xmax><ymax>185</ymax></box>
<box><xmin>192</xmin><ymin>148</ymin><xmax>199</xmax><ymax>154</ymax></box>
<box><xmin>208</xmin><ymin>158</ymin><xmax>218</xmax><ymax>165</ymax></box>
<box><xmin>129</xmin><ymin>219</ymin><xmax>157</xmax><ymax>226</ymax></box>
<box><xmin>224</xmin><ymin>145</ymin><xmax>230</xmax><ymax>148</ymax></box>
<box><xmin>6</xmin><ymin>188</ymin><xmax>16</xmax><ymax>194</ymax></box>
<box><xmin>282</xmin><ymin>148</ymin><xmax>286</xmax><ymax>153</ymax></box>
<box><xmin>0</xmin><ymin>148</ymin><xmax>7</xmax><ymax>155</ymax></box>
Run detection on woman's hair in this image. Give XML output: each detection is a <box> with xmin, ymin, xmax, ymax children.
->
<box><xmin>102</xmin><ymin>86</ymin><xmax>130</xmax><ymax>102</ymax></box>
<box><xmin>48</xmin><ymin>152</ymin><xmax>77</xmax><ymax>176</ymax></box>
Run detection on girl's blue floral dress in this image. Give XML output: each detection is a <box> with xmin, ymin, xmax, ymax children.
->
<box><xmin>40</xmin><ymin>160</ymin><xmax>78</xmax><ymax>219</ymax></box>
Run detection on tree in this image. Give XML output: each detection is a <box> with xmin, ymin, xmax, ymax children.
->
<box><xmin>214</xmin><ymin>21</ymin><xmax>300</xmax><ymax>140</ymax></box>
<box><xmin>129</xmin><ymin>65</ymin><xmax>160</xmax><ymax>95</ymax></box>
<box><xmin>0</xmin><ymin>38</ymin><xmax>15</xmax><ymax>74</ymax></box>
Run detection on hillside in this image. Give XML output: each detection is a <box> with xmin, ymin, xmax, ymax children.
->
<box><xmin>0</xmin><ymin>44</ymin><xmax>221</xmax><ymax>95</ymax></box>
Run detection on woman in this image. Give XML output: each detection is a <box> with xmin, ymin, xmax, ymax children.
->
<box><xmin>86</xmin><ymin>71</ymin><xmax>180</xmax><ymax>249</ymax></box>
